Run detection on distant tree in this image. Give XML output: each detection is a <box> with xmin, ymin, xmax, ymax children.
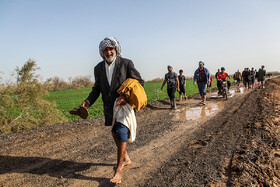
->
<box><xmin>71</xmin><ymin>76</ymin><xmax>93</xmax><ymax>88</ymax></box>
<box><xmin>15</xmin><ymin>58</ymin><xmax>40</xmax><ymax>84</ymax></box>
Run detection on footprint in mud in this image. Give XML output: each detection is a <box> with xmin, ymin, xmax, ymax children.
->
<box><xmin>189</xmin><ymin>140</ymin><xmax>208</xmax><ymax>149</ymax></box>
<box><xmin>274</xmin><ymin>152</ymin><xmax>280</xmax><ymax>158</ymax></box>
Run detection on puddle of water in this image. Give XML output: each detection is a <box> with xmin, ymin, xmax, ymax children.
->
<box><xmin>238</xmin><ymin>87</ymin><xmax>245</xmax><ymax>93</ymax></box>
<box><xmin>172</xmin><ymin>103</ymin><xmax>223</xmax><ymax>121</ymax></box>
<box><xmin>228</xmin><ymin>89</ymin><xmax>235</xmax><ymax>98</ymax></box>
<box><xmin>211</xmin><ymin>87</ymin><xmax>245</xmax><ymax>99</ymax></box>
<box><xmin>229</xmin><ymin>89</ymin><xmax>235</xmax><ymax>94</ymax></box>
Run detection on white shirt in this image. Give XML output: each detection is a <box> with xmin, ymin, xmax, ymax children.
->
<box><xmin>105</xmin><ymin>58</ymin><xmax>116</xmax><ymax>86</ymax></box>
<box><xmin>85</xmin><ymin>58</ymin><xmax>116</xmax><ymax>105</ymax></box>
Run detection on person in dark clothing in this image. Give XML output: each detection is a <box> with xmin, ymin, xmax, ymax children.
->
<box><xmin>247</xmin><ymin>67</ymin><xmax>252</xmax><ymax>88</ymax></box>
<box><xmin>234</xmin><ymin>70</ymin><xmax>242</xmax><ymax>86</ymax></box>
<box><xmin>242</xmin><ymin>68</ymin><xmax>250</xmax><ymax>90</ymax></box>
<box><xmin>215</xmin><ymin>69</ymin><xmax>220</xmax><ymax>89</ymax></box>
<box><xmin>161</xmin><ymin>65</ymin><xmax>180</xmax><ymax>109</ymax></box>
<box><xmin>258</xmin><ymin>65</ymin><xmax>266</xmax><ymax>88</ymax></box>
<box><xmin>178</xmin><ymin>69</ymin><xmax>187</xmax><ymax>101</ymax></box>
<box><xmin>215</xmin><ymin>69</ymin><xmax>220</xmax><ymax>79</ymax></box>
<box><xmin>250</xmin><ymin>67</ymin><xmax>256</xmax><ymax>89</ymax></box>
<box><xmin>81</xmin><ymin>37</ymin><xmax>143</xmax><ymax>184</ymax></box>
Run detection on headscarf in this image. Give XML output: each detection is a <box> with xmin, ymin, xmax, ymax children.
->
<box><xmin>99</xmin><ymin>37</ymin><xmax>122</xmax><ymax>59</ymax></box>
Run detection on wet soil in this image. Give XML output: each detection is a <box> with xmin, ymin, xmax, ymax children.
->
<box><xmin>1</xmin><ymin>78</ymin><xmax>280</xmax><ymax>186</ymax></box>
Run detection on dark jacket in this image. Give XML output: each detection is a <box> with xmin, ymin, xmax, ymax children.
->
<box><xmin>86</xmin><ymin>56</ymin><xmax>144</xmax><ymax>126</ymax></box>
<box><xmin>242</xmin><ymin>71</ymin><xmax>250</xmax><ymax>81</ymax></box>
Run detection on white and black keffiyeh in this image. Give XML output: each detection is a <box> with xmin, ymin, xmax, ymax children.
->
<box><xmin>99</xmin><ymin>37</ymin><xmax>122</xmax><ymax>59</ymax></box>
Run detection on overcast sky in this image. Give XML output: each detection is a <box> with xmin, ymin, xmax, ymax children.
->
<box><xmin>1</xmin><ymin>0</ymin><xmax>280</xmax><ymax>83</ymax></box>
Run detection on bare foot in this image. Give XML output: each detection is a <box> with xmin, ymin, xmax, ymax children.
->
<box><xmin>122</xmin><ymin>158</ymin><xmax>131</xmax><ymax>167</ymax></box>
<box><xmin>110</xmin><ymin>169</ymin><xmax>122</xmax><ymax>184</ymax></box>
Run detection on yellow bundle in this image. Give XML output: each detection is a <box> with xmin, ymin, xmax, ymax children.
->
<box><xmin>117</xmin><ymin>78</ymin><xmax>147</xmax><ymax>111</ymax></box>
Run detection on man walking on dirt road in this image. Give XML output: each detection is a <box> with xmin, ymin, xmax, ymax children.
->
<box><xmin>215</xmin><ymin>69</ymin><xmax>220</xmax><ymax>90</ymax></box>
<box><xmin>193</xmin><ymin>61</ymin><xmax>210</xmax><ymax>105</ymax></box>
<box><xmin>257</xmin><ymin>65</ymin><xmax>266</xmax><ymax>89</ymax></box>
<box><xmin>161</xmin><ymin>65</ymin><xmax>180</xmax><ymax>109</ymax></box>
<box><xmin>234</xmin><ymin>70</ymin><xmax>241</xmax><ymax>86</ymax></box>
<box><xmin>178</xmin><ymin>69</ymin><xmax>187</xmax><ymax>101</ymax></box>
<box><xmin>81</xmin><ymin>37</ymin><xmax>144</xmax><ymax>184</ymax></box>
<box><xmin>250</xmin><ymin>67</ymin><xmax>256</xmax><ymax>89</ymax></box>
<box><xmin>215</xmin><ymin>69</ymin><xmax>220</xmax><ymax>80</ymax></box>
<box><xmin>242</xmin><ymin>68</ymin><xmax>250</xmax><ymax>90</ymax></box>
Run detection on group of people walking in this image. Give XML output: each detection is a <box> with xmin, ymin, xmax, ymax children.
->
<box><xmin>233</xmin><ymin>65</ymin><xmax>266</xmax><ymax>90</ymax></box>
<box><xmin>160</xmin><ymin>65</ymin><xmax>187</xmax><ymax>109</ymax></box>
<box><xmin>72</xmin><ymin>36</ymin><xmax>267</xmax><ymax>184</ymax></box>
<box><xmin>161</xmin><ymin>61</ymin><xmax>233</xmax><ymax>107</ymax></box>
<box><xmin>161</xmin><ymin>61</ymin><xmax>212</xmax><ymax>108</ymax></box>
<box><xmin>161</xmin><ymin>62</ymin><xmax>267</xmax><ymax>108</ymax></box>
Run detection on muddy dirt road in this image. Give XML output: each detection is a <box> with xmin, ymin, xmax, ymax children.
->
<box><xmin>1</xmin><ymin>78</ymin><xmax>280</xmax><ymax>186</ymax></box>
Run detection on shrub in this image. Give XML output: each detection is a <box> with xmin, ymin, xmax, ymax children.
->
<box><xmin>0</xmin><ymin>59</ymin><xmax>67</xmax><ymax>135</ymax></box>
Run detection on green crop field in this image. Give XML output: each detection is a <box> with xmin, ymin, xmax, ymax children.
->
<box><xmin>44</xmin><ymin>79</ymin><xmax>230</xmax><ymax>122</ymax></box>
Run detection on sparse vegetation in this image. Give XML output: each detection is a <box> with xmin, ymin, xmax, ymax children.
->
<box><xmin>267</xmin><ymin>71</ymin><xmax>280</xmax><ymax>77</ymax></box>
<box><xmin>45</xmin><ymin>76</ymin><xmax>93</xmax><ymax>91</ymax></box>
<box><xmin>0</xmin><ymin>59</ymin><xmax>67</xmax><ymax>135</ymax></box>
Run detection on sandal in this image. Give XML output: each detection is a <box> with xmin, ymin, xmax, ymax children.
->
<box><xmin>69</xmin><ymin>106</ymin><xmax>88</xmax><ymax>119</ymax></box>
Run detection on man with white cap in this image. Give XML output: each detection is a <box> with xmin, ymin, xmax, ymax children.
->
<box><xmin>193</xmin><ymin>61</ymin><xmax>210</xmax><ymax>105</ymax></box>
<box><xmin>81</xmin><ymin>37</ymin><xmax>144</xmax><ymax>184</ymax></box>
<box><xmin>161</xmin><ymin>65</ymin><xmax>180</xmax><ymax>109</ymax></box>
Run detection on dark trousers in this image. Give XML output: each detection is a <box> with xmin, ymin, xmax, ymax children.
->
<box><xmin>167</xmin><ymin>87</ymin><xmax>176</xmax><ymax>100</ymax></box>
<box><xmin>236</xmin><ymin>78</ymin><xmax>241</xmax><ymax>86</ymax></box>
<box><xmin>217</xmin><ymin>80</ymin><xmax>231</xmax><ymax>89</ymax></box>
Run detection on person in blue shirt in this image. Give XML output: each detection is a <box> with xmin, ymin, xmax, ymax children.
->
<box><xmin>193</xmin><ymin>61</ymin><xmax>210</xmax><ymax>105</ymax></box>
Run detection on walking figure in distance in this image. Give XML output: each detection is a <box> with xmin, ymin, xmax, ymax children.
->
<box><xmin>161</xmin><ymin>65</ymin><xmax>180</xmax><ymax>109</ymax></box>
<box><xmin>178</xmin><ymin>69</ymin><xmax>187</xmax><ymax>101</ymax></box>
<box><xmin>193</xmin><ymin>61</ymin><xmax>210</xmax><ymax>105</ymax></box>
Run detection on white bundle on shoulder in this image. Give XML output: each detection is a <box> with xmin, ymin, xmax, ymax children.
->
<box><xmin>112</xmin><ymin>101</ymin><xmax>137</xmax><ymax>143</ymax></box>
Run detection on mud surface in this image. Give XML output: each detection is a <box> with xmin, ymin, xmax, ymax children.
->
<box><xmin>1</xmin><ymin>78</ymin><xmax>280</xmax><ymax>186</ymax></box>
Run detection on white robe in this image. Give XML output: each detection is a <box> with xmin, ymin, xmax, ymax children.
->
<box><xmin>112</xmin><ymin>101</ymin><xmax>137</xmax><ymax>143</ymax></box>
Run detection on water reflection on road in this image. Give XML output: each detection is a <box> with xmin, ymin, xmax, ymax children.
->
<box><xmin>211</xmin><ymin>87</ymin><xmax>245</xmax><ymax>99</ymax></box>
<box><xmin>172</xmin><ymin>103</ymin><xmax>223</xmax><ymax>121</ymax></box>
<box><xmin>171</xmin><ymin>86</ymin><xmax>246</xmax><ymax>121</ymax></box>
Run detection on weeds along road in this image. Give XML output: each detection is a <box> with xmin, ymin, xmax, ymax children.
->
<box><xmin>1</xmin><ymin>77</ymin><xmax>280</xmax><ymax>186</ymax></box>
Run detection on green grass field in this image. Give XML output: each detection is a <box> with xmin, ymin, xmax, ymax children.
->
<box><xmin>44</xmin><ymin>79</ymin><xmax>228</xmax><ymax>121</ymax></box>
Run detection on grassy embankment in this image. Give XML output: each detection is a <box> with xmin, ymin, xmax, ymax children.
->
<box><xmin>45</xmin><ymin>79</ymin><xmax>226</xmax><ymax>121</ymax></box>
